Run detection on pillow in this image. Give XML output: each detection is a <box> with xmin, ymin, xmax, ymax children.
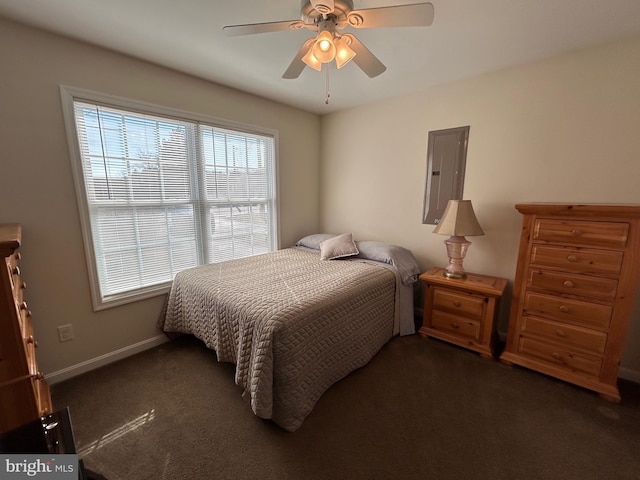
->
<box><xmin>319</xmin><ymin>233</ymin><xmax>359</xmax><ymax>260</ymax></box>
<box><xmin>356</xmin><ymin>241</ymin><xmax>421</xmax><ymax>285</ymax></box>
<box><xmin>295</xmin><ymin>233</ymin><xmax>336</xmax><ymax>250</ymax></box>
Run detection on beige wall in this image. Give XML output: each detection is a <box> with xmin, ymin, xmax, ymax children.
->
<box><xmin>0</xmin><ymin>18</ymin><xmax>321</xmax><ymax>377</ymax></box>
<box><xmin>2</xmin><ymin>15</ymin><xmax>639</xmax><ymax>383</ymax></box>
<box><xmin>320</xmin><ymin>34</ymin><xmax>640</xmax><ymax>379</ymax></box>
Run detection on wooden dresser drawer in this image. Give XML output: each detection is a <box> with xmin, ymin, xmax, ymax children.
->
<box><xmin>532</xmin><ymin>219</ymin><xmax>628</xmax><ymax>249</ymax></box>
<box><xmin>527</xmin><ymin>269</ymin><xmax>618</xmax><ymax>300</ymax></box>
<box><xmin>430</xmin><ymin>310</ymin><xmax>481</xmax><ymax>340</ymax></box>
<box><xmin>524</xmin><ymin>292</ymin><xmax>612</xmax><ymax>330</ymax></box>
<box><xmin>35</xmin><ymin>377</ymin><xmax>52</xmax><ymax>417</ymax></box>
<box><xmin>518</xmin><ymin>337</ymin><xmax>602</xmax><ymax>377</ymax></box>
<box><xmin>521</xmin><ymin>316</ymin><xmax>607</xmax><ymax>354</ymax></box>
<box><xmin>24</xmin><ymin>318</ymin><xmax>38</xmax><ymax>374</ymax></box>
<box><xmin>432</xmin><ymin>288</ymin><xmax>485</xmax><ymax>319</ymax></box>
<box><xmin>8</xmin><ymin>253</ymin><xmax>21</xmax><ymax>289</ymax></box>
<box><xmin>530</xmin><ymin>245</ymin><xmax>623</xmax><ymax>275</ymax></box>
<box><xmin>19</xmin><ymin>302</ymin><xmax>32</xmax><ymax>334</ymax></box>
<box><xmin>0</xmin><ymin>376</ymin><xmax>52</xmax><ymax>431</ymax></box>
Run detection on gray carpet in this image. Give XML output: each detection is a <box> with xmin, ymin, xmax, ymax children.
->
<box><xmin>52</xmin><ymin>334</ymin><xmax>640</xmax><ymax>480</ymax></box>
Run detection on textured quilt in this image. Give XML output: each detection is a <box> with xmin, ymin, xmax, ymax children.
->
<box><xmin>159</xmin><ymin>247</ymin><xmax>398</xmax><ymax>431</ymax></box>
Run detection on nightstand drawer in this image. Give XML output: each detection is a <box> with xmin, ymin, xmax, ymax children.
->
<box><xmin>430</xmin><ymin>310</ymin><xmax>481</xmax><ymax>340</ymax></box>
<box><xmin>518</xmin><ymin>337</ymin><xmax>602</xmax><ymax>377</ymax></box>
<box><xmin>527</xmin><ymin>269</ymin><xmax>618</xmax><ymax>300</ymax></box>
<box><xmin>524</xmin><ymin>292</ymin><xmax>612</xmax><ymax>331</ymax></box>
<box><xmin>530</xmin><ymin>245</ymin><xmax>623</xmax><ymax>275</ymax></box>
<box><xmin>532</xmin><ymin>219</ymin><xmax>628</xmax><ymax>249</ymax></box>
<box><xmin>521</xmin><ymin>316</ymin><xmax>607</xmax><ymax>354</ymax></box>
<box><xmin>432</xmin><ymin>288</ymin><xmax>485</xmax><ymax>319</ymax></box>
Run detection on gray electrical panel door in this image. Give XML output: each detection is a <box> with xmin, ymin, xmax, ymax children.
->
<box><xmin>422</xmin><ymin>126</ymin><xmax>470</xmax><ymax>225</ymax></box>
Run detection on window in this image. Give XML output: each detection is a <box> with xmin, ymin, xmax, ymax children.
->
<box><xmin>61</xmin><ymin>87</ymin><xmax>278</xmax><ymax>310</ymax></box>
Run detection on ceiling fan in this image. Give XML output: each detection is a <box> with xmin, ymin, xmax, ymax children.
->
<box><xmin>223</xmin><ymin>0</ymin><xmax>435</xmax><ymax>79</ymax></box>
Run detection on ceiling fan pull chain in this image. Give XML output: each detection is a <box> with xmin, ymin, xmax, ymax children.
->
<box><xmin>325</xmin><ymin>65</ymin><xmax>331</xmax><ymax>104</ymax></box>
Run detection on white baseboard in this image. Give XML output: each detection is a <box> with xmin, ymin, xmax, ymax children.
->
<box><xmin>46</xmin><ymin>334</ymin><xmax>169</xmax><ymax>385</ymax></box>
<box><xmin>619</xmin><ymin>366</ymin><xmax>640</xmax><ymax>383</ymax></box>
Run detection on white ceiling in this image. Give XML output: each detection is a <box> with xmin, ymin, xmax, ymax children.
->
<box><xmin>2</xmin><ymin>0</ymin><xmax>640</xmax><ymax>115</ymax></box>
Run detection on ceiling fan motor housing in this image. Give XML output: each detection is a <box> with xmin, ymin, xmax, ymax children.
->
<box><xmin>300</xmin><ymin>0</ymin><xmax>354</xmax><ymax>28</ymax></box>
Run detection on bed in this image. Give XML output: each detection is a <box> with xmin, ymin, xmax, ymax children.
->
<box><xmin>159</xmin><ymin>233</ymin><xmax>421</xmax><ymax>431</ymax></box>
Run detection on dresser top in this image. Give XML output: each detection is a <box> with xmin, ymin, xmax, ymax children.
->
<box><xmin>516</xmin><ymin>203</ymin><xmax>640</xmax><ymax>218</ymax></box>
<box><xmin>0</xmin><ymin>224</ymin><xmax>22</xmax><ymax>257</ymax></box>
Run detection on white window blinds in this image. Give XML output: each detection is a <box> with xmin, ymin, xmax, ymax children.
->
<box><xmin>63</xmin><ymin>89</ymin><xmax>277</xmax><ymax>310</ymax></box>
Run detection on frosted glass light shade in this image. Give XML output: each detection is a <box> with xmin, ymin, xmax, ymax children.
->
<box><xmin>302</xmin><ymin>49</ymin><xmax>322</xmax><ymax>71</ymax></box>
<box><xmin>312</xmin><ymin>30</ymin><xmax>336</xmax><ymax>63</ymax></box>
<box><xmin>334</xmin><ymin>36</ymin><xmax>356</xmax><ymax>69</ymax></box>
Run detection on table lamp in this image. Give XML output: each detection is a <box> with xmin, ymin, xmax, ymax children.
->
<box><xmin>433</xmin><ymin>200</ymin><xmax>484</xmax><ymax>278</ymax></box>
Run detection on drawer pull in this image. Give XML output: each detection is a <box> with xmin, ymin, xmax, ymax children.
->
<box><xmin>12</xmin><ymin>266</ymin><xmax>20</xmax><ymax>275</ymax></box>
<box><xmin>559</xmin><ymin>305</ymin><xmax>569</xmax><ymax>313</ymax></box>
<box><xmin>27</xmin><ymin>335</ymin><xmax>35</xmax><ymax>344</ymax></box>
<box><xmin>563</xmin><ymin>280</ymin><xmax>575</xmax><ymax>288</ymax></box>
<box><xmin>555</xmin><ymin>329</ymin><xmax>566</xmax><ymax>338</ymax></box>
<box><xmin>451</xmin><ymin>322</ymin><xmax>460</xmax><ymax>329</ymax></box>
<box><xmin>21</xmin><ymin>281</ymin><xmax>26</xmax><ymax>290</ymax></box>
<box><xmin>452</xmin><ymin>300</ymin><xmax>461</xmax><ymax>307</ymax></box>
<box><xmin>571</xmin><ymin>229</ymin><xmax>583</xmax><ymax>237</ymax></box>
<box><xmin>567</xmin><ymin>255</ymin><xmax>578</xmax><ymax>262</ymax></box>
<box><xmin>552</xmin><ymin>352</ymin><xmax>562</xmax><ymax>360</ymax></box>
<box><xmin>20</xmin><ymin>301</ymin><xmax>28</xmax><ymax>310</ymax></box>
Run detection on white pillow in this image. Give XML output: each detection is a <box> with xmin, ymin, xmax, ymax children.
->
<box><xmin>319</xmin><ymin>233</ymin><xmax>359</xmax><ymax>260</ymax></box>
<box><xmin>295</xmin><ymin>233</ymin><xmax>336</xmax><ymax>250</ymax></box>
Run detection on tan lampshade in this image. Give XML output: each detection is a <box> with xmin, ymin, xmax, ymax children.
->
<box><xmin>433</xmin><ymin>200</ymin><xmax>485</xmax><ymax>237</ymax></box>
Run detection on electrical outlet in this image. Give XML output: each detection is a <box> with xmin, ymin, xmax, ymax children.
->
<box><xmin>57</xmin><ymin>324</ymin><xmax>74</xmax><ymax>342</ymax></box>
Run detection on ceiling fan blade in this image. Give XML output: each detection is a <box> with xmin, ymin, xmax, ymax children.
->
<box><xmin>343</xmin><ymin>34</ymin><xmax>386</xmax><ymax>78</ymax></box>
<box><xmin>310</xmin><ymin>0</ymin><xmax>335</xmax><ymax>15</ymax></box>
<box><xmin>347</xmin><ymin>2</ymin><xmax>434</xmax><ymax>29</ymax></box>
<box><xmin>282</xmin><ymin>39</ymin><xmax>315</xmax><ymax>79</ymax></box>
<box><xmin>223</xmin><ymin>20</ymin><xmax>306</xmax><ymax>36</ymax></box>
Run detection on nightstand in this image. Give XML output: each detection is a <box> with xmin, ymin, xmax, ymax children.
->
<box><xmin>419</xmin><ymin>267</ymin><xmax>508</xmax><ymax>358</ymax></box>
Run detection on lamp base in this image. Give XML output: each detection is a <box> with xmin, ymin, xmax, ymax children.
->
<box><xmin>443</xmin><ymin>235</ymin><xmax>472</xmax><ymax>279</ymax></box>
<box><xmin>443</xmin><ymin>269</ymin><xmax>466</xmax><ymax>279</ymax></box>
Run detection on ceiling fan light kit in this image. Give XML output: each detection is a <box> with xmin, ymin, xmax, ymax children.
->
<box><xmin>300</xmin><ymin>18</ymin><xmax>356</xmax><ymax>71</ymax></box>
<box><xmin>224</xmin><ymin>0</ymin><xmax>434</xmax><ymax>99</ymax></box>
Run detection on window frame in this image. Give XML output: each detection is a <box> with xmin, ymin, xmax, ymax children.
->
<box><xmin>60</xmin><ymin>86</ymin><xmax>280</xmax><ymax>311</ymax></box>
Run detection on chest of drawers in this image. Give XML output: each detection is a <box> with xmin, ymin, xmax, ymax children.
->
<box><xmin>500</xmin><ymin>204</ymin><xmax>640</xmax><ymax>401</ymax></box>
<box><xmin>0</xmin><ymin>224</ymin><xmax>52</xmax><ymax>432</ymax></box>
